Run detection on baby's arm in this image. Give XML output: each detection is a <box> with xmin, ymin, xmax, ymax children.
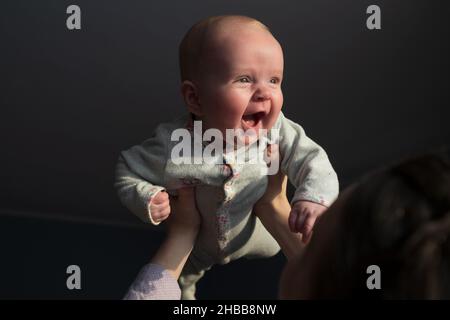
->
<box><xmin>114</xmin><ymin>123</ymin><xmax>171</xmax><ymax>225</ymax></box>
<box><xmin>254</xmin><ymin>170</ymin><xmax>304</xmax><ymax>260</ymax></box>
<box><xmin>276</xmin><ymin>112</ymin><xmax>339</xmax><ymax>240</ymax></box>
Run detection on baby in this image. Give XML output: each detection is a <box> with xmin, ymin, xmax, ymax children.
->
<box><xmin>115</xmin><ymin>15</ymin><xmax>339</xmax><ymax>299</ymax></box>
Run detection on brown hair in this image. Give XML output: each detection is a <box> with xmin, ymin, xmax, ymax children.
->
<box><xmin>282</xmin><ymin>148</ymin><xmax>450</xmax><ymax>299</ymax></box>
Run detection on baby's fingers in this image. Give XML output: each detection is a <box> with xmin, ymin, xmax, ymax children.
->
<box><xmin>156</xmin><ymin>209</ymin><xmax>171</xmax><ymax>222</ymax></box>
<box><xmin>152</xmin><ymin>191</ymin><xmax>169</xmax><ymax>206</ymax></box>
<box><xmin>155</xmin><ymin>209</ymin><xmax>171</xmax><ymax>222</ymax></box>
<box><xmin>151</xmin><ymin>202</ymin><xmax>171</xmax><ymax>222</ymax></box>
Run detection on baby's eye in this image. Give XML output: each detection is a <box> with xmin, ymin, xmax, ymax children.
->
<box><xmin>270</xmin><ymin>78</ymin><xmax>280</xmax><ymax>84</ymax></box>
<box><xmin>237</xmin><ymin>77</ymin><xmax>251</xmax><ymax>83</ymax></box>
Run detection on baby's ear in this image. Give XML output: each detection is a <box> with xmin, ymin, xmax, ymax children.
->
<box><xmin>181</xmin><ymin>80</ymin><xmax>203</xmax><ymax>116</ymax></box>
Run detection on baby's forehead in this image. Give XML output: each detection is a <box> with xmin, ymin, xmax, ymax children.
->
<box><xmin>179</xmin><ymin>16</ymin><xmax>282</xmax><ymax>81</ymax></box>
<box><xmin>202</xmin><ymin>23</ymin><xmax>282</xmax><ymax>64</ymax></box>
<box><xmin>198</xmin><ymin>22</ymin><xmax>284</xmax><ymax>76</ymax></box>
<box><xmin>204</xmin><ymin>20</ymin><xmax>273</xmax><ymax>47</ymax></box>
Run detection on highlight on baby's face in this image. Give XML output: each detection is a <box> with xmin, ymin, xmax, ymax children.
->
<box><xmin>196</xmin><ymin>23</ymin><xmax>284</xmax><ymax>143</ymax></box>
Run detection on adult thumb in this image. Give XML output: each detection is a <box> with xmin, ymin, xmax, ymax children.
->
<box><xmin>176</xmin><ymin>187</ymin><xmax>195</xmax><ymax>199</ymax></box>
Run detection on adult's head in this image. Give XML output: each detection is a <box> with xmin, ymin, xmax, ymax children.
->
<box><xmin>280</xmin><ymin>149</ymin><xmax>450</xmax><ymax>299</ymax></box>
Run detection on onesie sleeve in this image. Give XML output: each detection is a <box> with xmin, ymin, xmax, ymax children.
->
<box><xmin>114</xmin><ymin>123</ymin><xmax>170</xmax><ymax>225</ymax></box>
<box><xmin>277</xmin><ymin>112</ymin><xmax>339</xmax><ymax>207</ymax></box>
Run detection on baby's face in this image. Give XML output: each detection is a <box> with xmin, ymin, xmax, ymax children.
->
<box><xmin>197</xmin><ymin>25</ymin><xmax>284</xmax><ymax>143</ymax></box>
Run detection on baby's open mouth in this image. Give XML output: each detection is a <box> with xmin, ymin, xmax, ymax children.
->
<box><xmin>242</xmin><ymin>111</ymin><xmax>266</xmax><ymax>128</ymax></box>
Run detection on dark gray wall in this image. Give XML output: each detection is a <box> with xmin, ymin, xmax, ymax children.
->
<box><xmin>1</xmin><ymin>0</ymin><xmax>449</xmax><ymax>224</ymax></box>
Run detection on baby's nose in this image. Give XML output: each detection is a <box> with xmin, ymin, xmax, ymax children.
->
<box><xmin>252</xmin><ymin>88</ymin><xmax>271</xmax><ymax>101</ymax></box>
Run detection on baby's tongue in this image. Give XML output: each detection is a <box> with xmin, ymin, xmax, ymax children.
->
<box><xmin>242</xmin><ymin>114</ymin><xmax>257</xmax><ymax>127</ymax></box>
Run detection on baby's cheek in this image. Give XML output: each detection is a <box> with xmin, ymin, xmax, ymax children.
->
<box><xmin>264</xmin><ymin>94</ymin><xmax>283</xmax><ymax>128</ymax></box>
<box><xmin>217</xmin><ymin>103</ymin><xmax>243</xmax><ymax>126</ymax></box>
<box><xmin>273</xmin><ymin>92</ymin><xmax>283</xmax><ymax>112</ymax></box>
<box><xmin>207</xmin><ymin>88</ymin><xmax>251</xmax><ymax>130</ymax></box>
<box><xmin>222</xmin><ymin>92</ymin><xmax>246</xmax><ymax>110</ymax></box>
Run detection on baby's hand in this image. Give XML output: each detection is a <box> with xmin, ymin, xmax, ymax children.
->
<box><xmin>150</xmin><ymin>191</ymin><xmax>171</xmax><ymax>223</ymax></box>
<box><xmin>288</xmin><ymin>200</ymin><xmax>327</xmax><ymax>244</ymax></box>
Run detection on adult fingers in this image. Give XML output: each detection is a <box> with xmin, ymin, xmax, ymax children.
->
<box><xmin>301</xmin><ymin>215</ymin><xmax>317</xmax><ymax>244</ymax></box>
<box><xmin>176</xmin><ymin>187</ymin><xmax>195</xmax><ymax>199</ymax></box>
<box><xmin>288</xmin><ymin>209</ymin><xmax>298</xmax><ymax>233</ymax></box>
<box><xmin>295</xmin><ymin>210</ymin><xmax>308</xmax><ymax>234</ymax></box>
<box><xmin>170</xmin><ymin>187</ymin><xmax>196</xmax><ymax>211</ymax></box>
